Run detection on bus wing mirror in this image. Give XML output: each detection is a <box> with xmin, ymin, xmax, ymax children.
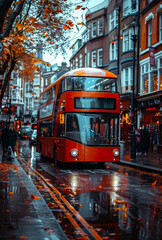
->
<box><xmin>60</xmin><ymin>114</ymin><xmax>65</xmax><ymax>124</ymax></box>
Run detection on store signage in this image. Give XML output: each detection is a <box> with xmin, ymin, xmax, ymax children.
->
<box><xmin>146</xmin><ymin>107</ymin><xmax>157</xmax><ymax>111</ymax></box>
<box><xmin>149</xmin><ymin>47</ymin><xmax>155</xmax><ymax>67</ymax></box>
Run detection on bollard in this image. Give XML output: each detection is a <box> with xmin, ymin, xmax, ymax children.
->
<box><xmin>120</xmin><ymin>141</ymin><xmax>125</xmax><ymax>161</ymax></box>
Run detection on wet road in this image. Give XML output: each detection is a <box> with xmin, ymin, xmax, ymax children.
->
<box><xmin>18</xmin><ymin>140</ymin><xmax>162</xmax><ymax>240</ymax></box>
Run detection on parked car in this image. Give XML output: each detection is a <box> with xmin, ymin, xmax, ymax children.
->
<box><xmin>29</xmin><ymin>129</ymin><xmax>37</xmax><ymax>145</ymax></box>
<box><xmin>19</xmin><ymin>126</ymin><xmax>32</xmax><ymax>140</ymax></box>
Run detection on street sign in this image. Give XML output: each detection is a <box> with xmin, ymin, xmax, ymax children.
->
<box><xmin>0</xmin><ymin>41</ymin><xmax>4</xmax><ymax>54</ymax></box>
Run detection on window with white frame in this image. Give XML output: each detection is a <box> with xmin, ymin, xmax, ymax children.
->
<box><xmin>98</xmin><ymin>18</ymin><xmax>104</xmax><ymax>36</ymax></box>
<box><xmin>159</xmin><ymin>13</ymin><xmax>162</xmax><ymax>42</ymax></box>
<box><xmin>109</xmin><ymin>9</ymin><xmax>118</xmax><ymax>31</ymax></box>
<box><xmin>121</xmin><ymin>67</ymin><xmax>134</xmax><ymax>93</ymax></box>
<box><xmin>123</xmin><ymin>29</ymin><xmax>133</xmax><ymax>52</ymax></box>
<box><xmin>87</xmin><ymin>24</ymin><xmax>91</xmax><ymax>41</ymax></box>
<box><xmin>85</xmin><ymin>53</ymin><xmax>87</xmax><ymax>67</ymax></box>
<box><xmin>97</xmin><ymin>49</ymin><xmax>103</xmax><ymax>66</ymax></box>
<box><xmin>148</xmin><ymin>20</ymin><xmax>152</xmax><ymax>47</ymax></box>
<box><xmin>79</xmin><ymin>54</ymin><xmax>82</xmax><ymax>68</ymax></box>
<box><xmin>123</xmin><ymin>0</ymin><xmax>129</xmax><ymax>15</ymax></box>
<box><xmin>34</xmin><ymin>88</ymin><xmax>40</xmax><ymax>98</ymax></box>
<box><xmin>34</xmin><ymin>76</ymin><xmax>40</xmax><ymax>85</ymax></box>
<box><xmin>87</xmin><ymin>52</ymin><xmax>90</xmax><ymax>67</ymax></box>
<box><xmin>92</xmin><ymin>22</ymin><xmax>97</xmax><ymax>38</ymax></box>
<box><xmin>110</xmin><ymin>41</ymin><xmax>118</xmax><ymax>60</ymax></box>
<box><xmin>45</xmin><ymin>78</ymin><xmax>48</xmax><ymax>86</ymax></box>
<box><xmin>123</xmin><ymin>30</ymin><xmax>129</xmax><ymax>51</ymax></box>
<box><xmin>141</xmin><ymin>63</ymin><xmax>149</xmax><ymax>94</ymax></box>
<box><xmin>91</xmin><ymin>51</ymin><xmax>96</xmax><ymax>67</ymax></box>
<box><xmin>123</xmin><ymin>0</ymin><xmax>138</xmax><ymax>16</ymax></box>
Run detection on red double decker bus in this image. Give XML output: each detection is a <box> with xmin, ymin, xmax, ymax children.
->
<box><xmin>37</xmin><ymin>68</ymin><xmax>120</xmax><ymax>166</ymax></box>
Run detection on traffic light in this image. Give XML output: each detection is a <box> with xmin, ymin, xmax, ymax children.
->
<box><xmin>14</xmin><ymin>114</ymin><xmax>18</xmax><ymax>121</ymax></box>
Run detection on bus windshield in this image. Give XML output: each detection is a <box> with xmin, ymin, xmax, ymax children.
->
<box><xmin>65</xmin><ymin>113</ymin><xmax>119</xmax><ymax>146</ymax></box>
<box><xmin>65</xmin><ymin>76</ymin><xmax>118</xmax><ymax>92</ymax></box>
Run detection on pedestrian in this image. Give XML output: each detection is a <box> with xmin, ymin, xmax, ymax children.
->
<box><xmin>1</xmin><ymin>125</ymin><xmax>12</xmax><ymax>157</ymax></box>
<box><xmin>140</xmin><ymin>125</ymin><xmax>150</xmax><ymax>155</ymax></box>
<box><xmin>10</xmin><ymin>127</ymin><xmax>17</xmax><ymax>152</ymax></box>
<box><xmin>135</xmin><ymin>128</ymin><xmax>141</xmax><ymax>155</ymax></box>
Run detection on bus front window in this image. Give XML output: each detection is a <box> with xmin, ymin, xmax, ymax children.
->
<box><xmin>65</xmin><ymin>113</ymin><xmax>119</xmax><ymax>146</ymax></box>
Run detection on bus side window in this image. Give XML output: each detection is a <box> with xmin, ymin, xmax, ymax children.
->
<box><xmin>66</xmin><ymin>77</ymin><xmax>72</xmax><ymax>91</ymax></box>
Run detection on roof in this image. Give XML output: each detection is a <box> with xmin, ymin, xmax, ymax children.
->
<box><xmin>41</xmin><ymin>68</ymin><xmax>117</xmax><ymax>95</ymax></box>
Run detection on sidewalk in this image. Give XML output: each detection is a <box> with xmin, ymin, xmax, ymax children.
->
<box><xmin>0</xmin><ymin>144</ymin><xmax>68</xmax><ymax>240</ymax></box>
<box><xmin>120</xmin><ymin>145</ymin><xmax>162</xmax><ymax>174</ymax></box>
<box><xmin>0</xmin><ymin>144</ymin><xmax>161</xmax><ymax>240</ymax></box>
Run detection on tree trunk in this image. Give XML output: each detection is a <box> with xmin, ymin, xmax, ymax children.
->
<box><xmin>0</xmin><ymin>58</ymin><xmax>16</xmax><ymax>108</ymax></box>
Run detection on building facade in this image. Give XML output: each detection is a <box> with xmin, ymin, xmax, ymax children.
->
<box><xmin>137</xmin><ymin>0</ymin><xmax>162</xmax><ymax>149</ymax></box>
<box><xmin>69</xmin><ymin>0</ymin><xmax>140</xmax><ymax>142</ymax></box>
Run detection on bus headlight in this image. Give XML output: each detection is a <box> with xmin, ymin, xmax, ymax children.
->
<box><xmin>71</xmin><ymin>149</ymin><xmax>78</xmax><ymax>157</ymax></box>
<box><xmin>113</xmin><ymin>149</ymin><xmax>119</xmax><ymax>157</ymax></box>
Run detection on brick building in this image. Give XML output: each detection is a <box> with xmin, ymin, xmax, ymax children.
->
<box><xmin>137</xmin><ymin>0</ymin><xmax>162</xmax><ymax>150</ymax></box>
<box><xmin>69</xmin><ymin>0</ymin><xmax>140</xmax><ymax>142</ymax></box>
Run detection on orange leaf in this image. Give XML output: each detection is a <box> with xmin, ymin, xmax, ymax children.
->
<box><xmin>9</xmin><ymin>192</ymin><xmax>13</xmax><ymax>195</ymax></box>
<box><xmin>48</xmin><ymin>202</ymin><xmax>57</xmax><ymax>208</ymax></box>
<box><xmin>75</xmin><ymin>6</ymin><xmax>82</xmax><ymax>10</ymax></box>
<box><xmin>63</xmin><ymin>25</ymin><xmax>71</xmax><ymax>30</ymax></box>
<box><xmin>30</xmin><ymin>193</ymin><xmax>41</xmax><ymax>200</ymax></box>
<box><xmin>77</xmin><ymin>22</ymin><xmax>84</xmax><ymax>25</ymax></box>
<box><xmin>19</xmin><ymin>237</ymin><xmax>28</xmax><ymax>239</ymax></box>
<box><xmin>151</xmin><ymin>180</ymin><xmax>157</xmax><ymax>186</ymax></box>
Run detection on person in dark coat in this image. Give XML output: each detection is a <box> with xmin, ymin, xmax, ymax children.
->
<box><xmin>140</xmin><ymin>125</ymin><xmax>150</xmax><ymax>155</ymax></box>
<box><xmin>1</xmin><ymin>126</ymin><xmax>12</xmax><ymax>157</ymax></box>
<box><xmin>10</xmin><ymin>127</ymin><xmax>17</xmax><ymax>152</ymax></box>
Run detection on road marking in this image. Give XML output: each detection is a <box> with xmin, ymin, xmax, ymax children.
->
<box><xmin>20</xmin><ymin>158</ymin><xmax>103</xmax><ymax>240</ymax></box>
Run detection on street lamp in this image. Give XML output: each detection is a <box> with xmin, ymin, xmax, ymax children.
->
<box><xmin>130</xmin><ymin>17</ymin><xmax>138</xmax><ymax>160</ymax></box>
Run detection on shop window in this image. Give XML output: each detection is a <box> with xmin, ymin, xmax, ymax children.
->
<box><xmin>150</xmin><ymin>70</ymin><xmax>158</xmax><ymax>92</ymax></box>
<box><xmin>141</xmin><ymin>63</ymin><xmax>149</xmax><ymax>94</ymax></box>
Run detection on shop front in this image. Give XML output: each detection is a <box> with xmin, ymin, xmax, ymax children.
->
<box><xmin>138</xmin><ymin>96</ymin><xmax>162</xmax><ymax>153</ymax></box>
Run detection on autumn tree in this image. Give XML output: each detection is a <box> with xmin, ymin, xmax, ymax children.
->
<box><xmin>0</xmin><ymin>0</ymin><xmax>87</xmax><ymax>108</ymax></box>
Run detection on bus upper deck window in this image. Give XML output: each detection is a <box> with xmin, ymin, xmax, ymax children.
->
<box><xmin>66</xmin><ymin>77</ymin><xmax>72</xmax><ymax>90</ymax></box>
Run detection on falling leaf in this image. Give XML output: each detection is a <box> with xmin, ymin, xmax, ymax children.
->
<box><xmin>30</xmin><ymin>193</ymin><xmax>41</xmax><ymax>200</ymax></box>
<box><xmin>9</xmin><ymin>192</ymin><xmax>13</xmax><ymax>195</ymax></box>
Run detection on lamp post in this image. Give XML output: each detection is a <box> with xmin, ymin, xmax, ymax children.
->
<box><xmin>130</xmin><ymin>18</ymin><xmax>138</xmax><ymax>160</ymax></box>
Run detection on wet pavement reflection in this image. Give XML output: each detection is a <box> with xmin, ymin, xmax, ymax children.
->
<box><xmin>18</xmin><ymin>140</ymin><xmax>162</xmax><ymax>240</ymax></box>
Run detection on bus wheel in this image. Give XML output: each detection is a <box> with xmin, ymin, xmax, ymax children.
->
<box><xmin>54</xmin><ymin>147</ymin><xmax>58</xmax><ymax>167</ymax></box>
